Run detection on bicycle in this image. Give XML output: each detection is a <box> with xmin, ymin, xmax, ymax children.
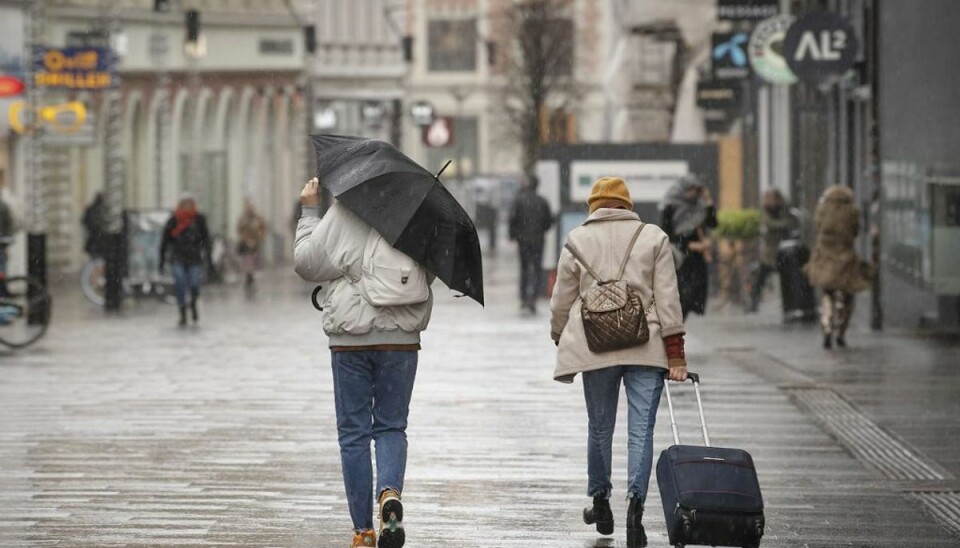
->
<box><xmin>0</xmin><ymin>275</ymin><xmax>52</xmax><ymax>349</ymax></box>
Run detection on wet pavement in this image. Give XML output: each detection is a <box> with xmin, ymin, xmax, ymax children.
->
<box><xmin>1</xmin><ymin>251</ymin><xmax>959</xmax><ymax>547</ymax></box>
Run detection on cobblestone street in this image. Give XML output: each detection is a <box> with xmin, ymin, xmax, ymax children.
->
<box><xmin>1</xmin><ymin>253</ymin><xmax>959</xmax><ymax>547</ymax></box>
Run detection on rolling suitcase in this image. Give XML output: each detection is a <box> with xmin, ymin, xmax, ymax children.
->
<box><xmin>777</xmin><ymin>239</ymin><xmax>817</xmax><ymax>322</ymax></box>
<box><xmin>656</xmin><ymin>373</ymin><xmax>765</xmax><ymax>548</ymax></box>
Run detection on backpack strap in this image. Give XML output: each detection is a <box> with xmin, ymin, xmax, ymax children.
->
<box><xmin>616</xmin><ymin>223</ymin><xmax>646</xmax><ymax>280</ymax></box>
<box><xmin>565</xmin><ymin>222</ymin><xmax>645</xmax><ymax>283</ymax></box>
<box><xmin>564</xmin><ymin>241</ymin><xmax>604</xmax><ymax>283</ymax></box>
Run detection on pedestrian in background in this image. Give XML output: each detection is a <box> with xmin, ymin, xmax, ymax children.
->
<box><xmin>82</xmin><ymin>192</ymin><xmax>107</xmax><ymax>260</ymax></box>
<box><xmin>0</xmin><ymin>169</ymin><xmax>16</xmax><ymax>297</ymax></box>
<box><xmin>159</xmin><ymin>194</ymin><xmax>212</xmax><ymax>327</ymax></box>
<box><xmin>551</xmin><ymin>177</ymin><xmax>688</xmax><ymax>548</ymax></box>
<box><xmin>660</xmin><ymin>175</ymin><xmax>717</xmax><ymax>319</ymax></box>
<box><xmin>294</xmin><ymin>178</ymin><xmax>432</xmax><ymax>548</ymax></box>
<box><xmin>236</xmin><ymin>198</ymin><xmax>267</xmax><ymax>289</ymax></box>
<box><xmin>748</xmin><ymin>188</ymin><xmax>795</xmax><ymax>312</ymax></box>
<box><xmin>508</xmin><ymin>175</ymin><xmax>554</xmax><ymax>314</ymax></box>
<box><xmin>804</xmin><ymin>185</ymin><xmax>873</xmax><ymax>349</ymax></box>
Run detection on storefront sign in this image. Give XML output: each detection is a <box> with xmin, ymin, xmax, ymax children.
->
<box><xmin>8</xmin><ymin>100</ymin><xmax>88</xmax><ymax>135</ymax></box>
<box><xmin>697</xmin><ymin>80</ymin><xmax>743</xmax><ymax>110</ymax></box>
<box><xmin>410</xmin><ymin>101</ymin><xmax>435</xmax><ymax>127</ymax></box>
<box><xmin>712</xmin><ymin>32</ymin><xmax>751</xmax><ymax>80</ymax></box>
<box><xmin>749</xmin><ymin>15</ymin><xmax>798</xmax><ymax>85</ymax></box>
<box><xmin>259</xmin><ymin>39</ymin><xmax>294</xmax><ymax>55</ymax></box>
<box><xmin>569</xmin><ymin>160</ymin><xmax>689</xmax><ymax>202</ymax></box>
<box><xmin>718</xmin><ymin>0</ymin><xmax>779</xmax><ymax>21</ymax></box>
<box><xmin>33</xmin><ymin>47</ymin><xmax>115</xmax><ymax>90</ymax></box>
<box><xmin>784</xmin><ymin>12</ymin><xmax>859</xmax><ymax>83</ymax></box>
<box><xmin>423</xmin><ymin>116</ymin><xmax>453</xmax><ymax>148</ymax></box>
<box><xmin>0</xmin><ymin>76</ymin><xmax>24</xmax><ymax>97</ymax></box>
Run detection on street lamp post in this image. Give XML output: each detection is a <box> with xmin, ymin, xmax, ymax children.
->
<box><xmin>102</xmin><ymin>3</ymin><xmax>125</xmax><ymax>311</ymax></box>
<box><xmin>24</xmin><ymin>0</ymin><xmax>47</xmax><ymax>324</ymax></box>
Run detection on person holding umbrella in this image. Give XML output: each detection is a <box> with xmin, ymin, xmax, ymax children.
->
<box><xmin>296</xmin><ymin>136</ymin><xmax>483</xmax><ymax>548</ymax></box>
<box><xmin>659</xmin><ymin>175</ymin><xmax>717</xmax><ymax>319</ymax></box>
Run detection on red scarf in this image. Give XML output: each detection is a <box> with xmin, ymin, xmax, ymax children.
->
<box><xmin>170</xmin><ymin>206</ymin><xmax>197</xmax><ymax>238</ymax></box>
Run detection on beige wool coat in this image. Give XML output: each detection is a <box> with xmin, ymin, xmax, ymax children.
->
<box><xmin>803</xmin><ymin>185</ymin><xmax>873</xmax><ymax>293</ymax></box>
<box><xmin>550</xmin><ymin>209</ymin><xmax>686</xmax><ymax>383</ymax></box>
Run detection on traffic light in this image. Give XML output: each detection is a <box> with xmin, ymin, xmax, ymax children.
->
<box><xmin>185</xmin><ymin>10</ymin><xmax>201</xmax><ymax>43</ymax></box>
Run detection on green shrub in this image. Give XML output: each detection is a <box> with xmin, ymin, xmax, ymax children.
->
<box><xmin>715</xmin><ymin>209</ymin><xmax>762</xmax><ymax>240</ymax></box>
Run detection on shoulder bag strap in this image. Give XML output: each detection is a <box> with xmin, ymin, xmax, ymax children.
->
<box><xmin>615</xmin><ymin>223</ymin><xmax>646</xmax><ymax>280</ymax></box>
<box><xmin>564</xmin><ymin>241</ymin><xmax>604</xmax><ymax>283</ymax></box>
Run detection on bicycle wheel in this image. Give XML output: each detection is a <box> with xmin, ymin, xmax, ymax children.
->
<box><xmin>80</xmin><ymin>258</ymin><xmax>106</xmax><ymax>306</ymax></box>
<box><xmin>0</xmin><ymin>276</ymin><xmax>52</xmax><ymax>349</ymax></box>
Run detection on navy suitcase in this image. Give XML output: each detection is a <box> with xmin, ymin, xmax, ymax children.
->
<box><xmin>656</xmin><ymin>373</ymin><xmax>765</xmax><ymax>548</ymax></box>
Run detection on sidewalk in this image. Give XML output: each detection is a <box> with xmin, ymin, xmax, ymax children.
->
<box><xmin>0</xmin><ymin>254</ymin><xmax>957</xmax><ymax>546</ymax></box>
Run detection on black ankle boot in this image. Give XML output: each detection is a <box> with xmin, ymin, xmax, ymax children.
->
<box><xmin>626</xmin><ymin>498</ymin><xmax>647</xmax><ymax>548</ymax></box>
<box><xmin>836</xmin><ymin>335</ymin><xmax>847</xmax><ymax>348</ymax></box>
<box><xmin>190</xmin><ymin>297</ymin><xmax>198</xmax><ymax>323</ymax></box>
<box><xmin>823</xmin><ymin>333</ymin><xmax>832</xmax><ymax>349</ymax></box>
<box><xmin>583</xmin><ymin>496</ymin><xmax>614</xmax><ymax>535</ymax></box>
<box><xmin>178</xmin><ymin>307</ymin><xmax>187</xmax><ymax>327</ymax></box>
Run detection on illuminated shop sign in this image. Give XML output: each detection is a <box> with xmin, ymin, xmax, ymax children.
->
<box><xmin>33</xmin><ymin>47</ymin><xmax>115</xmax><ymax>90</ymax></box>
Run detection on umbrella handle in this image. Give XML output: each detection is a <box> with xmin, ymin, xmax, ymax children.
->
<box><xmin>435</xmin><ymin>160</ymin><xmax>452</xmax><ymax>180</ymax></box>
<box><xmin>311</xmin><ymin>285</ymin><xmax>324</xmax><ymax>311</ymax></box>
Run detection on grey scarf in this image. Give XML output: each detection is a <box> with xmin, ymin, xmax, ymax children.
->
<box><xmin>661</xmin><ymin>176</ymin><xmax>709</xmax><ymax>235</ymax></box>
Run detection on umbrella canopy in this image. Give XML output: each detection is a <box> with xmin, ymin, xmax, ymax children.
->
<box><xmin>311</xmin><ymin>134</ymin><xmax>484</xmax><ymax>305</ymax></box>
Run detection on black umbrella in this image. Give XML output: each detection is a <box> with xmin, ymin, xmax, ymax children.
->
<box><xmin>311</xmin><ymin>134</ymin><xmax>484</xmax><ymax>306</ymax></box>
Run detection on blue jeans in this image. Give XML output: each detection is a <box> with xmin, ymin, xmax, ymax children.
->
<box><xmin>582</xmin><ymin>366</ymin><xmax>664</xmax><ymax>505</ymax></box>
<box><xmin>172</xmin><ymin>263</ymin><xmax>203</xmax><ymax>307</ymax></box>
<box><xmin>331</xmin><ymin>351</ymin><xmax>418</xmax><ymax>531</ymax></box>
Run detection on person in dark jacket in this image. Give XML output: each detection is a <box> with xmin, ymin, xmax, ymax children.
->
<box><xmin>0</xmin><ymin>176</ymin><xmax>15</xmax><ymax>297</ymax></box>
<box><xmin>508</xmin><ymin>176</ymin><xmax>554</xmax><ymax>313</ymax></box>
<box><xmin>660</xmin><ymin>175</ymin><xmax>717</xmax><ymax>319</ymax></box>
<box><xmin>159</xmin><ymin>194</ymin><xmax>212</xmax><ymax>327</ymax></box>
<box><xmin>82</xmin><ymin>193</ymin><xmax>107</xmax><ymax>259</ymax></box>
<box><xmin>748</xmin><ymin>188</ymin><xmax>796</xmax><ymax>312</ymax></box>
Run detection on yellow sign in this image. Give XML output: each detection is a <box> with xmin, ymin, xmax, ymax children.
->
<box><xmin>8</xmin><ymin>101</ymin><xmax>88</xmax><ymax>135</ymax></box>
<box><xmin>33</xmin><ymin>47</ymin><xmax>115</xmax><ymax>90</ymax></box>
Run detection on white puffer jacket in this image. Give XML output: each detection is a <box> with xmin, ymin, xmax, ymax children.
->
<box><xmin>294</xmin><ymin>202</ymin><xmax>433</xmax><ymax>346</ymax></box>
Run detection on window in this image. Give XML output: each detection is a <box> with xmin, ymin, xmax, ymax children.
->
<box><xmin>428</xmin><ymin>19</ymin><xmax>477</xmax><ymax>72</ymax></box>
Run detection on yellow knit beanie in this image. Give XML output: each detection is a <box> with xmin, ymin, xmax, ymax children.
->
<box><xmin>587</xmin><ymin>177</ymin><xmax>633</xmax><ymax>213</ymax></box>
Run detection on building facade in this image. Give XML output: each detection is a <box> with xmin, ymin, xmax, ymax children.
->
<box><xmin>400</xmin><ymin>0</ymin><xmax>615</xmax><ymax>179</ymax></box>
<box><xmin>303</xmin><ymin>0</ymin><xmax>407</xmax><ymax>145</ymax></box>
<box><xmin>5</xmin><ymin>0</ymin><xmax>308</xmax><ymax>276</ymax></box>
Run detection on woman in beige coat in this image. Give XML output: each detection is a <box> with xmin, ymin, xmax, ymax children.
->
<box><xmin>804</xmin><ymin>185</ymin><xmax>873</xmax><ymax>349</ymax></box>
<box><xmin>550</xmin><ymin>177</ymin><xmax>688</xmax><ymax>548</ymax></box>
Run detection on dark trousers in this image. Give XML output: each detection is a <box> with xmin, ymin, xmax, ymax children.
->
<box><xmin>518</xmin><ymin>242</ymin><xmax>543</xmax><ymax>303</ymax></box>
<box><xmin>750</xmin><ymin>263</ymin><xmax>777</xmax><ymax>311</ymax></box>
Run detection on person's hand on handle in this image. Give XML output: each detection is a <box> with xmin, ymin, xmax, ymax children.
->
<box><xmin>300</xmin><ymin>178</ymin><xmax>321</xmax><ymax>206</ymax></box>
<box><xmin>668</xmin><ymin>363</ymin><xmax>688</xmax><ymax>382</ymax></box>
<box><xmin>667</xmin><ymin>357</ymin><xmax>688</xmax><ymax>382</ymax></box>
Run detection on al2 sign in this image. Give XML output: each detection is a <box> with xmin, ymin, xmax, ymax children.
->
<box><xmin>784</xmin><ymin>12</ymin><xmax>859</xmax><ymax>82</ymax></box>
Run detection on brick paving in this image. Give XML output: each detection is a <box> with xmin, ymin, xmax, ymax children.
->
<box><xmin>0</xmin><ymin>254</ymin><xmax>958</xmax><ymax>546</ymax></box>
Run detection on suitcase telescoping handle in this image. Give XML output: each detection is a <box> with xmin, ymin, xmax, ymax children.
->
<box><xmin>663</xmin><ymin>372</ymin><xmax>711</xmax><ymax>447</ymax></box>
